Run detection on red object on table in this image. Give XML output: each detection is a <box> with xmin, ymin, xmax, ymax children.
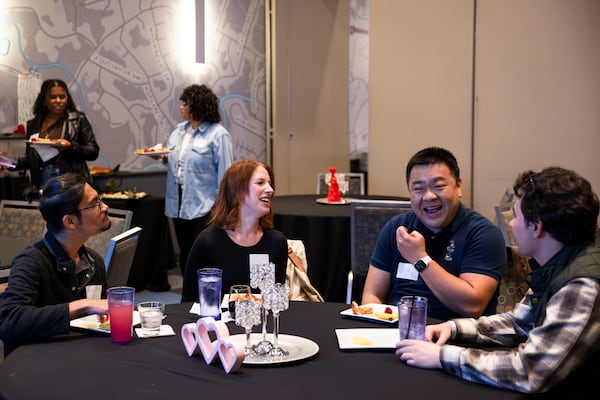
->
<box><xmin>327</xmin><ymin>166</ymin><xmax>342</xmax><ymax>202</ymax></box>
<box><xmin>12</xmin><ymin>124</ymin><xmax>25</xmax><ymax>135</ymax></box>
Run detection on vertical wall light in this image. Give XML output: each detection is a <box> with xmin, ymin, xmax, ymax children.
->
<box><xmin>195</xmin><ymin>0</ymin><xmax>205</xmax><ymax>64</ymax></box>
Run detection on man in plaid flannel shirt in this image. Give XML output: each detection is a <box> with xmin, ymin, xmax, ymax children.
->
<box><xmin>395</xmin><ymin>166</ymin><xmax>600</xmax><ymax>395</ymax></box>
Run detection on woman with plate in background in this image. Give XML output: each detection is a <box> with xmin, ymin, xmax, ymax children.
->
<box><xmin>11</xmin><ymin>79</ymin><xmax>99</xmax><ymax>189</ymax></box>
<box><xmin>163</xmin><ymin>84</ymin><xmax>233</xmax><ymax>278</ymax></box>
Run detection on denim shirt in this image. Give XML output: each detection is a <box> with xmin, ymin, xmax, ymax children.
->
<box><xmin>165</xmin><ymin>121</ymin><xmax>233</xmax><ymax>219</ymax></box>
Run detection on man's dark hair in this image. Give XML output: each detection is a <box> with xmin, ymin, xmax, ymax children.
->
<box><xmin>38</xmin><ymin>173</ymin><xmax>87</xmax><ymax>234</ymax></box>
<box><xmin>405</xmin><ymin>147</ymin><xmax>460</xmax><ymax>184</ymax></box>
<box><xmin>513</xmin><ymin>167</ymin><xmax>599</xmax><ymax>246</ymax></box>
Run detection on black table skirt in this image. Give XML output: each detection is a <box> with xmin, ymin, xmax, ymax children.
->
<box><xmin>273</xmin><ymin>194</ymin><xmax>408</xmax><ymax>303</ymax></box>
<box><xmin>102</xmin><ymin>196</ymin><xmax>175</xmax><ymax>291</ymax></box>
<box><xmin>0</xmin><ymin>302</ymin><xmax>524</xmax><ymax>400</ymax></box>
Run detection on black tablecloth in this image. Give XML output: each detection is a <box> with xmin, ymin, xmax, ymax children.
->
<box><xmin>273</xmin><ymin>194</ymin><xmax>407</xmax><ymax>303</ymax></box>
<box><xmin>0</xmin><ymin>302</ymin><xmax>524</xmax><ymax>400</ymax></box>
<box><xmin>102</xmin><ymin>196</ymin><xmax>175</xmax><ymax>291</ymax></box>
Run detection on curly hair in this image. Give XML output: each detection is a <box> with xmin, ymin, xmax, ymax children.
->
<box><xmin>32</xmin><ymin>79</ymin><xmax>78</xmax><ymax>118</ymax></box>
<box><xmin>210</xmin><ymin>160</ymin><xmax>274</xmax><ymax>230</ymax></box>
<box><xmin>405</xmin><ymin>147</ymin><xmax>460</xmax><ymax>184</ymax></box>
<box><xmin>38</xmin><ymin>173</ymin><xmax>87</xmax><ymax>234</ymax></box>
<box><xmin>179</xmin><ymin>84</ymin><xmax>221</xmax><ymax>123</ymax></box>
<box><xmin>513</xmin><ymin>166</ymin><xmax>599</xmax><ymax>246</ymax></box>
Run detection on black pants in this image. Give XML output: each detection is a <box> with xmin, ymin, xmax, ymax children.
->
<box><xmin>173</xmin><ymin>214</ymin><xmax>211</xmax><ymax>275</ymax></box>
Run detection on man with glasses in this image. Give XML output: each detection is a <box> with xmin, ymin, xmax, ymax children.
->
<box><xmin>362</xmin><ymin>147</ymin><xmax>506</xmax><ymax>320</ymax></box>
<box><xmin>395</xmin><ymin>167</ymin><xmax>600</xmax><ymax>395</ymax></box>
<box><xmin>0</xmin><ymin>173</ymin><xmax>110</xmax><ymax>356</ymax></box>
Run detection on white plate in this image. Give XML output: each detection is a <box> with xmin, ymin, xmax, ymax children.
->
<box><xmin>315</xmin><ymin>197</ymin><xmax>355</xmax><ymax>205</ymax></box>
<box><xmin>335</xmin><ymin>328</ymin><xmax>398</xmax><ymax>350</ymax></box>
<box><xmin>70</xmin><ymin>311</ymin><xmax>141</xmax><ymax>334</ymax></box>
<box><xmin>339</xmin><ymin>303</ymin><xmax>398</xmax><ymax>325</ymax></box>
<box><xmin>134</xmin><ymin>149</ymin><xmax>169</xmax><ymax>156</ymax></box>
<box><xmin>227</xmin><ymin>333</ymin><xmax>319</xmax><ymax>365</ymax></box>
<box><xmin>27</xmin><ymin>140</ymin><xmax>60</xmax><ymax>147</ymax></box>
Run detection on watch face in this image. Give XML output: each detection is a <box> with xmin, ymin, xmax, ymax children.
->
<box><xmin>415</xmin><ymin>260</ymin><xmax>426</xmax><ymax>272</ymax></box>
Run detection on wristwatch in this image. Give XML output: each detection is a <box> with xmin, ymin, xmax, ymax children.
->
<box><xmin>414</xmin><ymin>255</ymin><xmax>432</xmax><ymax>272</ymax></box>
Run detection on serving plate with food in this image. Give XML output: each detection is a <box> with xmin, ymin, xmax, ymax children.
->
<box><xmin>339</xmin><ymin>301</ymin><xmax>398</xmax><ymax>325</ymax></box>
<box><xmin>27</xmin><ymin>137</ymin><xmax>61</xmax><ymax>146</ymax></box>
<box><xmin>101</xmin><ymin>191</ymin><xmax>148</xmax><ymax>200</ymax></box>
<box><xmin>134</xmin><ymin>145</ymin><xmax>169</xmax><ymax>156</ymax></box>
<box><xmin>70</xmin><ymin>311</ymin><xmax>140</xmax><ymax>334</ymax></box>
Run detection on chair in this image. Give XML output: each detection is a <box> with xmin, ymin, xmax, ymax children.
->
<box><xmin>0</xmin><ymin>200</ymin><xmax>46</xmax><ymax>267</ymax></box>
<box><xmin>286</xmin><ymin>239</ymin><xmax>324</xmax><ymax>302</ymax></box>
<box><xmin>85</xmin><ymin>208</ymin><xmax>133</xmax><ymax>259</ymax></box>
<box><xmin>316</xmin><ymin>172</ymin><xmax>365</xmax><ymax>196</ymax></box>
<box><xmin>104</xmin><ymin>227</ymin><xmax>142</xmax><ymax>287</ymax></box>
<box><xmin>494</xmin><ymin>202</ymin><xmax>530</xmax><ymax>313</ymax></box>
<box><xmin>347</xmin><ymin>199</ymin><xmax>412</xmax><ymax>304</ymax></box>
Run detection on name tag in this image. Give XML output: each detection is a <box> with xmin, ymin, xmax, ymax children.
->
<box><xmin>396</xmin><ymin>262</ymin><xmax>419</xmax><ymax>281</ymax></box>
<box><xmin>249</xmin><ymin>254</ymin><xmax>269</xmax><ymax>267</ymax></box>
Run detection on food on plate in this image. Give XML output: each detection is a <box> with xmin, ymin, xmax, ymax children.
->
<box><xmin>351</xmin><ymin>301</ymin><xmax>373</xmax><ymax>315</ymax></box>
<box><xmin>135</xmin><ymin>146</ymin><xmax>169</xmax><ymax>154</ymax></box>
<box><xmin>349</xmin><ymin>301</ymin><xmax>397</xmax><ymax>321</ymax></box>
<box><xmin>230</xmin><ymin>293</ymin><xmax>262</xmax><ymax>304</ymax></box>
<box><xmin>29</xmin><ymin>137</ymin><xmax>58</xmax><ymax>143</ymax></box>
<box><xmin>81</xmin><ymin>314</ymin><xmax>110</xmax><ymax>330</ymax></box>
<box><xmin>352</xmin><ymin>336</ymin><xmax>374</xmax><ymax>346</ymax></box>
<box><xmin>373</xmin><ymin>312</ymin><xmax>398</xmax><ymax>321</ymax></box>
<box><xmin>89</xmin><ymin>167</ymin><xmax>112</xmax><ymax>175</ymax></box>
<box><xmin>101</xmin><ymin>191</ymin><xmax>148</xmax><ymax>200</ymax></box>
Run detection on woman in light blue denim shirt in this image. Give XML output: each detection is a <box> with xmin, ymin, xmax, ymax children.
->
<box><xmin>164</xmin><ymin>84</ymin><xmax>233</xmax><ymax>276</ymax></box>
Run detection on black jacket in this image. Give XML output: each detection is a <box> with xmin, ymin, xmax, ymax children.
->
<box><xmin>15</xmin><ymin>111</ymin><xmax>99</xmax><ymax>188</ymax></box>
<box><xmin>0</xmin><ymin>232</ymin><xmax>107</xmax><ymax>356</ymax></box>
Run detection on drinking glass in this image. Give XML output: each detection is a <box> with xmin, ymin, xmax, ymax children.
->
<box><xmin>197</xmin><ymin>268</ymin><xmax>222</xmax><ymax>318</ymax></box>
<box><xmin>228</xmin><ymin>284</ymin><xmax>251</xmax><ymax>320</ymax></box>
<box><xmin>234</xmin><ymin>298</ymin><xmax>262</xmax><ymax>355</ymax></box>
<box><xmin>263</xmin><ymin>282</ymin><xmax>290</xmax><ymax>357</ymax></box>
<box><xmin>137</xmin><ymin>301</ymin><xmax>165</xmax><ymax>336</ymax></box>
<box><xmin>107</xmin><ymin>286</ymin><xmax>135</xmax><ymax>344</ymax></box>
<box><xmin>398</xmin><ymin>296</ymin><xmax>428</xmax><ymax>340</ymax></box>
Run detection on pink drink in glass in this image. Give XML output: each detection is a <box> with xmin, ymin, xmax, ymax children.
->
<box><xmin>109</xmin><ymin>302</ymin><xmax>134</xmax><ymax>343</ymax></box>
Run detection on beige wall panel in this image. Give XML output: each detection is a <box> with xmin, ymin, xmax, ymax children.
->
<box><xmin>474</xmin><ymin>0</ymin><xmax>600</xmax><ymax>221</ymax></box>
<box><xmin>369</xmin><ymin>0</ymin><xmax>475</xmax><ymax>205</ymax></box>
<box><xmin>272</xmin><ymin>0</ymin><xmax>349</xmax><ymax>194</ymax></box>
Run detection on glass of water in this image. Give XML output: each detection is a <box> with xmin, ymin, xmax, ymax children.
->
<box><xmin>137</xmin><ymin>301</ymin><xmax>165</xmax><ymax>336</ymax></box>
<box><xmin>197</xmin><ymin>268</ymin><xmax>223</xmax><ymax>319</ymax></box>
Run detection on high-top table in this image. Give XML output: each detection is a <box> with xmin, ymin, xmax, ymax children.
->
<box><xmin>272</xmin><ymin>194</ymin><xmax>408</xmax><ymax>302</ymax></box>
<box><xmin>0</xmin><ymin>301</ymin><xmax>525</xmax><ymax>400</ymax></box>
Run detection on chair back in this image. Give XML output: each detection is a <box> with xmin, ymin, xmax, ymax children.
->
<box><xmin>0</xmin><ymin>200</ymin><xmax>46</xmax><ymax>267</ymax></box>
<box><xmin>316</xmin><ymin>172</ymin><xmax>365</xmax><ymax>196</ymax></box>
<box><xmin>85</xmin><ymin>208</ymin><xmax>133</xmax><ymax>259</ymax></box>
<box><xmin>348</xmin><ymin>199</ymin><xmax>412</xmax><ymax>303</ymax></box>
<box><xmin>105</xmin><ymin>227</ymin><xmax>142</xmax><ymax>287</ymax></box>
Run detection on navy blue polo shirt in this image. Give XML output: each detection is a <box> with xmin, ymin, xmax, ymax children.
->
<box><xmin>370</xmin><ymin>203</ymin><xmax>506</xmax><ymax>320</ymax></box>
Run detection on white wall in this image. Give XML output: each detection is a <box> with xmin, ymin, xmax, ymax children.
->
<box><xmin>369</xmin><ymin>0</ymin><xmax>600</xmax><ymax>221</ymax></box>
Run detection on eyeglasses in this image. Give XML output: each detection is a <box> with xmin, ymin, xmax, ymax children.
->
<box><xmin>79</xmin><ymin>197</ymin><xmax>104</xmax><ymax>213</ymax></box>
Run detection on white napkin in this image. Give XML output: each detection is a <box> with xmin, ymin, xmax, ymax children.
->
<box><xmin>29</xmin><ymin>134</ymin><xmax>59</xmax><ymax>162</ymax></box>
<box><xmin>135</xmin><ymin>324</ymin><xmax>176</xmax><ymax>338</ymax></box>
<box><xmin>189</xmin><ymin>302</ymin><xmax>233</xmax><ymax>323</ymax></box>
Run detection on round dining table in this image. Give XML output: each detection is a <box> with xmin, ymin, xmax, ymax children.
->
<box><xmin>272</xmin><ymin>194</ymin><xmax>408</xmax><ymax>303</ymax></box>
<box><xmin>0</xmin><ymin>301</ymin><xmax>525</xmax><ymax>400</ymax></box>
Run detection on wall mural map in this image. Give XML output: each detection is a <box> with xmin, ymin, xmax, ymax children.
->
<box><xmin>0</xmin><ymin>0</ymin><xmax>267</xmax><ymax>172</ymax></box>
